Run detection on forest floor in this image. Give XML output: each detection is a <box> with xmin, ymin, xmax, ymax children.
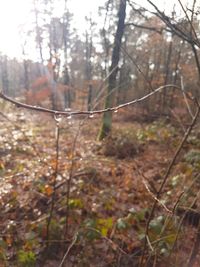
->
<box><xmin>0</xmin><ymin>105</ymin><xmax>200</xmax><ymax>267</ymax></box>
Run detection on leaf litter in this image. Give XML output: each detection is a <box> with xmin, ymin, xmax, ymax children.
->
<box><xmin>0</xmin><ymin>108</ymin><xmax>199</xmax><ymax>266</ymax></box>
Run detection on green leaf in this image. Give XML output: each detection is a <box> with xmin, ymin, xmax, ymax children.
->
<box><xmin>149</xmin><ymin>216</ymin><xmax>164</xmax><ymax>234</ymax></box>
<box><xmin>98</xmin><ymin>218</ymin><xmax>113</xmax><ymax>228</ymax></box>
<box><xmin>86</xmin><ymin>230</ymin><xmax>100</xmax><ymax>240</ymax></box>
<box><xmin>134</xmin><ymin>208</ymin><xmax>149</xmax><ymax>222</ymax></box>
<box><xmin>69</xmin><ymin>198</ymin><xmax>84</xmax><ymax>209</ymax></box>
<box><xmin>17</xmin><ymin>250</ymin><xmax>36</xmax><ymax>267</ymax></box>
<box><xmin>164</xmin><ymin>234</ymin><xmax>177</xmax><ymax>245</ymax></box>
<box><xmin>97</xmin><ymin>218</ymin><xmax>113</xmax><ymax>237</ymax></box>
<box><xmin>101</xmin><ymin>227</ymin><xmax>108</xmax><ymax>237</ymax></box>
<box><xmin>85</xmin><ymin>218</ymin><xmax>96</xmax><ymax>228</ymax></box>
<box><xmin>116</xmin><ymin>218</ymin><xmax>128</xmax><ymax>230</ymax></box>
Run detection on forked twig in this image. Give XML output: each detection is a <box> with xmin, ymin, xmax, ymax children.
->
<box><xmin>142</xmin><ymin>178</ymin><xmax>172</xmax><ymax>214</ymax></box>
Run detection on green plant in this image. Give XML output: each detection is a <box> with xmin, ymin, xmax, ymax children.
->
<box><xmin>83</xmin><ymin>217</ymin><xmax>113</xmax><ymax>240</ymax></box>
<box><xmin>68</xmin><ymin>198</ymin><xmax>84</xmax><ymax>209</ymax></box>
<box><xmin>118</xmin><ymin>209</ymin><xmax>177</xmax><ymax>258</ymax></box>
<box><xmin>139</xmin><ymin>215</ymin><xmax>177</xmax><ymax>257</ymax></box>
<box><xmin>184</xmin><ymin>149</ymin><xmax>200</xmax><ymax>167</ymax></box>
<box><xmin>137</xmin><ymin>120</ymin><xmax>175</xmax><ymax>143</ymax></box>
<box><xmin>17</xmin><ymin>250</ymin><xmax>36</xmax><ymax>267</ymax></box>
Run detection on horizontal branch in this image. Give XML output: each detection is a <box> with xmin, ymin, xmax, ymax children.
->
<box><xmin>125</xmin><ymin>22</ymin><xmax>163</xmax><ymax>34</ymax></box>
<box><xmin>0</xmin><ymin>84</ymin><xmax>179</xmax><ymax>117</ymax></box>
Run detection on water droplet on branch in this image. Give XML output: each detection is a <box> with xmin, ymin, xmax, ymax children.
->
<box><xmin>67</xmin><ymin>115</ymin><xmax>72</xmax><ymax>120</ymax></box>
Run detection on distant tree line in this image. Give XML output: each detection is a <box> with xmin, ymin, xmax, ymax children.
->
<box><xmin>0</xmin><ymin>0</ymin><xmax>200</xmax><ymax>136</ymax></box>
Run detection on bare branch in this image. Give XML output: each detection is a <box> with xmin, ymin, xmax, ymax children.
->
<box><xmin>0</xmin><ymin>85</ymin><xmax>180</xmax><ymax>117</ymax></box>
<box><xmin>177</xmin><ymin>0</ymin><xmax>198</xmax><ymax>41</ymax></box>
<box><xmin>46</xmin><ymin>118</ymin><xmax>60</xmax><ymax>243</ymax></box>
<box><xmin>180</xmin><ymin>76</ymin><xmax>194</xmax><ymax>119</ymax></box>
<box><xmin>146</xmin><ymin>0</ymin><xmax>200</xmax><ymax>47</ymax></box>
<box><xmin>125</xmin><ymin>22</ymin><xmax>163</xmax><ymax>34</ymax></box>
<box><xmin>59</xmin><ymin>232</ymin><xmax>78</xmax><ymax>267</ymax></box>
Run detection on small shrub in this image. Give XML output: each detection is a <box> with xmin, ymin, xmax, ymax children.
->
<box><xmin>102</xmin><ymin>130</ymin><xmax>141</xmax><ymax>159</ymax></box>
<box><xmin>17</xmin><ymin>250</ymin><xmax>36</xmax><ymax>267</ymax></box>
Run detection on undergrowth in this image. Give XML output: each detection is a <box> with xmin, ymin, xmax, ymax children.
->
<box><xmin>0</xmin><ymin>110</ymin><xmax>200</xmax><ymax>266</ymax></box>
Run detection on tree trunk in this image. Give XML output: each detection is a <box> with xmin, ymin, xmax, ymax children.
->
<box><xmin>1</xmin><ymin>56</ymin><xmax>9</xmax><ymax>95</ymax></box>
<box><xmin>162</xmin><ymin>37</ymin><xmax>173</xmax><ymax>113</ymax></box>
<box><xmin>63</xmin><ymin>66</ymin><xmax>71</xmax><ymax>108</ymax></box>
<box><xmin>23</xmin><ymin>59</ymin><xmax>30</xmax><ymax>91</ymax></box>
<box><xmin>33</xmin><ymin>0</ymin><xmax>44</xmax><ymax>64</ymax></box>
<box><xmin>22</xmin><ymin>45</ymin><xmax>30</xmax><ymax>91</ymax></box>
<box><xmin>62</xmin><ymin>1</ymin><xmax>72</xmax><ymax>109</ymax></box>
<box><xmin>85</xmin><ymin>26</ymin><xmax>93</xmax><ymax>111</ymax></box>
<box><xmin>98</xmin><ymin>0</ymin><xmax>126</xmax><ymax>140</ymax></box>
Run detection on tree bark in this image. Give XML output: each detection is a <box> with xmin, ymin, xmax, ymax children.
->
<box><xmin>98</xmin><ymin>0</ymin><xmax>126</xmax><ymax>140</ymax></box>
<box><xmin>85</xmin><ymin>25</ymin><xmax>93</xmax><ymax>111</ymax></box>
<box><xmin>33</xmin><ymin>0</ymin><xmax>44</xmax><ymax>64</ymax></box>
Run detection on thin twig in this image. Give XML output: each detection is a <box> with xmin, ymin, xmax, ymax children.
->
<box><xmin>59</xmin><ymin>232</ymin><xmax>78</xmax><ymax>267</ymax></box>
<box><xmin>142</xmin><ymin>178</ymin><xmax>172</xmax><ymax>214</ymax></box>
<box><xmin>125</xmin><ymin>22</ymin><xmax>163</xmax><ymax>34</ymax></box>
<box><xmin>169</xmin><ymin>107</ymin><xmax>186</xmax><ymax>133</ymax></box>
<box><xmin>84</xmin><ymin>227</ymin><xmax>128</xmax><ymax>255</ymax></box>
<box><xmin>170</xmin><ymin>174</ymin><xmax>200</xmax><ymax>263</ymax></box>
<box><xmin>0</xmin><ymin>85</ymin><xmax>180</xmax><ymax>116</ymax></box>
<box><xmin>64</xmin><ymin>118</ymin><xmax>85</xmax><ymax>238</ymax></box>
<box><xmin>180</xmin><ymin>76</ymin><xmax>194</xmax><ymax>119</ymax></box>
<box><xmin>46</xmin><ymin>118</ymin><xmax>60</xmax><ymax>242</ymax></box>
<box><xmin>172</xmin><ymin>191</ymin><xmax>185</xmax><ymax>214</ymax></box>
<box><xmin>139</xmin><ymin>102</ymin><xmax>200</xmax><ymax>267</ymax></box>
<box><xmin>120</xmin><ymin>45</ymin><xmax>153</xmax><ymax>92</ymax></box>
<box><xmin>187</xmin><ymin>220</ymin><xmax>200</xmax><ymax>267</ymax></box>
<box><xmin>146</xmin><ymin>0</ymin><xmax>200</xmax><ymax>48</ymax></box>
<box><xmin>177</xmin><ymin>0</ymin><xmax>198</xmax><ymax>41</ymax></box>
